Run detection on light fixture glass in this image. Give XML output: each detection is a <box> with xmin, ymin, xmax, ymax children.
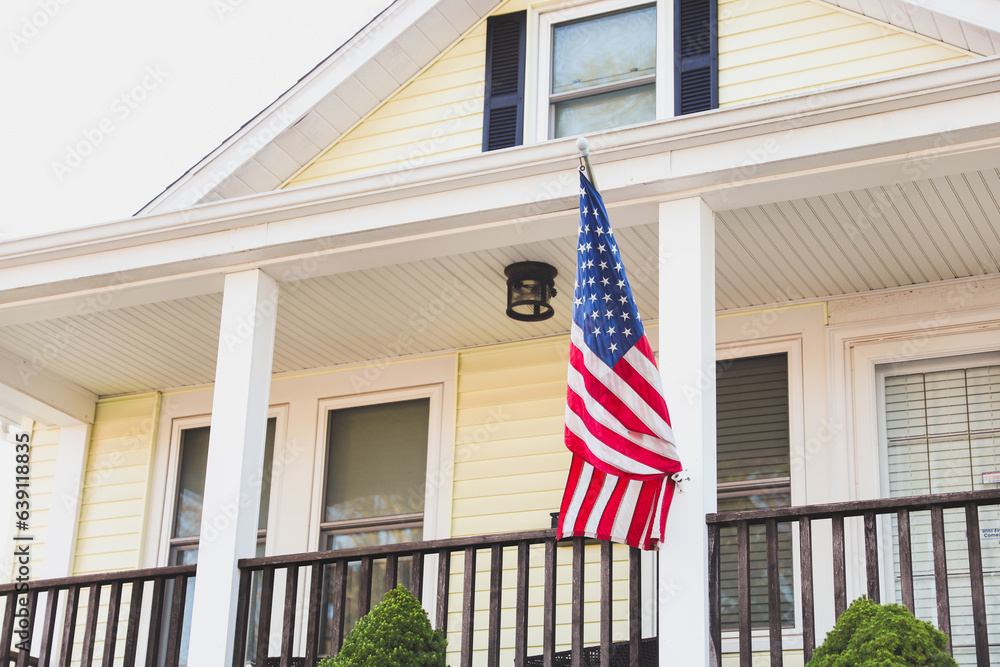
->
<box><xmin>505</xmin><ymin>261</ymin><xmax>558</xmax><ymax>322</ymax></box>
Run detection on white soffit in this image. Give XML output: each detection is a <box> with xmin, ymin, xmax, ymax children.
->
<box><xmin>818</xmin><ymin>0</ymin><xmax>1000</xmax><ymax>55</ymax></box>
<box><xmin>141</xmin><ymin>0</ymin><xmax>501</xmax><ymax>215</ymax></box>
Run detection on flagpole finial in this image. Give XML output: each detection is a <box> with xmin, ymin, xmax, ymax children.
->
<box><xmin>576</xmin><ymin>136</ymin><xmax>590</xmax><ymax>157</ymax></box>
<box><xmin>576</xmin><ymin>137</ymin><xmax>597</xmax><ymax>189</ymax></box>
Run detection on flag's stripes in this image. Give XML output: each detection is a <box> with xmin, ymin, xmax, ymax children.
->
<box><xmin>570</xmin><ymin>325</ymin><xmax>677</xmax><ymax>452</ymax></box>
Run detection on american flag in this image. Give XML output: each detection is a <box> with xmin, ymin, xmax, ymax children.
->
<box><xmin>556</xmin><ymin>172</ymin><xmax>683</xmax><ymax>551</ymax></box>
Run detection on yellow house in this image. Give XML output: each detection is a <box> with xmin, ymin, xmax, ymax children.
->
<box><xmin>1</xmin><ymin>0</ymin><xmax>999</xmax><ymax>665</ymax></box>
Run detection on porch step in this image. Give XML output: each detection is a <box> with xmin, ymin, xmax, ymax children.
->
<box><xmin>525</xmin><ymin>637</ymin><xmax>658</xmax><ymax>666</ymax></box>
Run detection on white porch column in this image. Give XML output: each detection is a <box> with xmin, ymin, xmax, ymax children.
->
<box><xmin>40</xmin><ymin>423</ymin><xmax>91</xmax><ymax>579</ymax></box>
<box><xmin>188</xmin><ymin>269</ymin><xmax>278</xmax><ymax>667</ymax></box>
<box><xmin>657</xmin><ymin>197</ymin><xmax>716</xmax><ymax>666</ymax></box>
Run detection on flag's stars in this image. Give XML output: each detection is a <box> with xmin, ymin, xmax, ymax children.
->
<box><xmin>621</xmin><ymin>312</ymin><xmax>630</xmax><ymax>321</ymax></box>
<box><xmin>587</xmin><ymin>277</ymin><xmax>595</xmax><ymax>286</ymax></box>
<box><xmin>608</xmin><ymin>342</ymin><xmax>618</xmax><ymax>353</ymax></box>
<box><xmin>600</xmin><ymin>277</ymin><xmax>610</xmax><ymax>286</ymax></box>
<box><xmin>599</xmin><ymin>260</ymin><xmax>609</xmax><ymax>270</ymax></box>
<box><xmin>589</xmin><ymin>294</ymin><xmax>598</xmax><ymax>302</ymax></box>
<box><xmin>617</xmin><ymin>279</ymin><xmax>626</xmax><ymax>289</ymax></box>
<box><xmin>597</xmin><ymin>243</ymin><xmax>607</xmax><ymax>253</ymax></box>
<box><xmin>607</xmin><ymin>325</ymin><xmax>616</xmax><ymax>335</ymax></box>
<box><xmin>602</xmin><ymin>294</ymin><xmax>612</xmax><ymax>303</ymax></box>
<box><xmin>586</xmin><ymin>259</ymin><xmax>594</xmax><ymax>268</ymax></box>
<box><xmin>615</xmin><ymin>262</ymin><xmax>623</xmax><ymax>272</ymax></box>
<box><xmin>594</xmin><ymin>209</ymin><xmax>601</xmax><ymax>217</ymax></box>
<box><xmin>583</xmin><ymin>206</ymin><xmax>588</xmax><ymax>215</ymax></box>
<box><xmin>604</xmin><ymin>309</ymin><xmax>615</xmax><ymax>318</ymax></box>
<box><xmin>593</xmin><ymin>325</ymin><xmax>602</xmax><ymax>335</ymax></box>
<box><xmin>623</xmin><ymin>327</ymin><xmax>633</xmax><ymax>337</ymax></box>
<box><xmin>574</xmin><ymin>278</ymin><xmax>580</xmax><ymax>288</ymax></box>
<box><xmin>590</xmin><ymin>311</ymin><xmax>599</xmax><ymax>319</ymax></box>
<box><xmin>580</xmin><ymin>187</ymin><xmax>586</xmax><ymax>196</ymax></box>
<box><xmin>578</xmin><ymin>242</ymin><xmax>587</xmax><ymax>253</ymax></box>
<box><xmin>619</xmin><ymin>296</ymin><xmax>629</xmax><ymax>305</ymax></box>
<box><xmin>595</xmin><ymin>227</ymin><xmax>605</xmax><ymax>236</ymax></box>
<box><xmin>585</xmin><ymin>242</ymin><xmax>592</xmax><ymax>251</ymax></box>
<box><xmin>611</xmin><ymin>244</ymin><xmax>618</xmax><ymax>254</ymax></box>
<box><xmin>574</xmin><ymin>296</ymin><xmax>583</xmax><ymax>306</ymax></box>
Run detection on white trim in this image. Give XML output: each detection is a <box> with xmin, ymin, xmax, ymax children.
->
<box><xmin>40</xmin><ymin>424</ymin><xmax>92</xmax><ymax>579</ymax></box>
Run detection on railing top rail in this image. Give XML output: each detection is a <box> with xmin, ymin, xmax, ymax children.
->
<box><xmin>706</xmin><ymin>488</ymin><xmax>1000</xmax><ymax>526</ymax></box>
<box><xmin>239</xmin><ymin>528</ymin><xmax>558</xmax><ymax>569</ymax></box>
<box><xmin>0</xmin><ymin>563</ymin><xmax>197</xmax><ymax>594</ymax></box>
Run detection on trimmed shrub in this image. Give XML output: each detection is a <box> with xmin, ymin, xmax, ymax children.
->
<box><xmin>808</xmin><ymin>597</ymin><xmax>957</xmax><ymax>666</ymax></box>
<box><xmin>317</xmin><ymin>585</ymin><xmax>447</xmax><ymax>667</ymax></box>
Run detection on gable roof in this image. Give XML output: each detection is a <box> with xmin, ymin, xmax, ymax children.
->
<box><xmin>140</xmin><ymin>0</ymin><xmax>999</xmax><ymax>215</ymax></box>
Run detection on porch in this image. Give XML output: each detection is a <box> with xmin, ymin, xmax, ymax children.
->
<box><xmin>1</xmin><ymin>488</ymin><xmax>996</xmax><ymax>667</ymax></box>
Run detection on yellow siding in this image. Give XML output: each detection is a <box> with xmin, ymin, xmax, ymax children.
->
<box><xmin>18</xmin><ymin>423</ymin><xmax>60</xmax><ymax>579</ymax></box>
<box><xmin>73</xmin><ymin>392</ymin><xmax>160</xmax><ymax>575</ymax></box>
<box><xmin>718</xmin><ymin>0</ymin><xmax>973</xmax><ymax>106</ymax></box>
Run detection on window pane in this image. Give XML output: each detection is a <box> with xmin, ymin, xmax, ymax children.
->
<box><xmin>552</xmin><ymin>6</ymin><xmax>656</xmax><ymax>95</ymax></box>
<box><xmin>716</xmin><ymin>353</ymin><xmax>790</xmax><ymax>484</ymax></box>
<box><xmin>324</xmin><ymin>399</ymin><xmax>430</xmax><ymax>522</ymax></box>
<box><xmin>173</xmin><ymin>418</ymin><xmax>276</xmax><ymax>539</ymax></box>
<box><xmin>554</xmin><ymin>84</ymin><xmax>655</xmax><ymax>138</ymax></box>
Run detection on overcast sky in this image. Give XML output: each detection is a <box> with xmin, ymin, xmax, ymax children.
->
<box><xmin>1</xmin><ymin>0</ymin><xmax>390</xmax><ymax>242</ymax></box>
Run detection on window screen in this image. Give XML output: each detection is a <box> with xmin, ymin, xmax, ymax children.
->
<box><xmin>884</xmin><ymin>363</ymin><xmax>1000</xmax><ymax>665</ymax></box>
<box><xmin>716</xmin><ymin>353</ymin><xmax>794</xmax><ymax>631</ymax></box>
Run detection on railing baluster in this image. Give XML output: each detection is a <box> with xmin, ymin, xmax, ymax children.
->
<box><xmin>765</xmin><ymin>519</ymin><xmax>783</xmax><ymax>667</ymax></box>
<box><xmin>330</xmin><ymin>560</ymin><xmax>348</xmax><ymax>654</ymax></box>
<box><xmin>897</xmin><ymin>509</ymin><xmax>914</xmax><ymax>613</ymax></box>
<box><xmin>965</xmin><ymin>502</ymin><xmax>990</xmax><ymax>667</ymax></box>
<box><xmin>80</xmin><ymin>583</ymin><xmax>102</xmax><ymax>666</ymax></box>
<box><xmin>487</xmin><ymin>544</ymin><xmax>502</xmax><ymax>667</ymax></box>
<box><xmin>281</xmin><ymin>565</ymin><xmax>299</xmax><ymax>667</ymax></box>
<box><xmin>37</xmin><ymin>589</ymin><xmax>59</xmax><ymax>667</ymax></box>
<box><xmin>14</xmin><ymin>590</ymin><xmax>38</xmax><ymax>667</ymax></box>
<box><xmin>571</xmin><ymin>537</ymin><xmax>584</xmax><ymax>667</ymax></box>
<box><xmin>58</xmin><ymin>585</ymin><xmax>80</xmax><ymax>667</ymax></box>
<box><xmin>164</xmin><ymin>575</ymin><xmax>188</xmax><ymax>667</ymax></box>
<box><xmin>708</xmin><ymin>523</ymin><xmax>721</xmax><ymax>667</ymax></box>
<box><xmin>435</xmin><ymin>549</ymin><xmax>450</xmax><ymax>634</ymax></box>
<box><xmin>629</xmin><ymin>547</ymin><xmax>640</xmax><ymax>667</ymax></box>
<box><xmin>864</xmin><ymin>511</ymin><xmax>880</xmax><ymax>603</ymax></box>
<box><xmin>831</xmin><ymin>515</ymin><xmax>847</xmax><ymax>619</ymax></box>
<box><xmin>101</xmin><ymin>580</ymin><xmax>123</xmax><ymax>667</ymax></box>
<box><xmin>411</xmin><ymin>552</ymin><xmax>424</xmax><ymax>602</ymax></box>
<box><xmin>358</xmin><ymin>557</ymin><xmax>373</xmax><ymax>616</ymax></box>
<box><xmin>460</xmin><ymin>546</ymin><xmax>477</xmax><ymax>667</ymax></box>
<box><xmin>737</xmin><ymin>521</ymin><xmax>751</xmax><ymax>667</ymax></box>
<box><xmin>144</xmin><ymin>578</ymin><xmax>165</xmax><ymax>667</ymax></box>
<box><xmin>15</xmin><ymin>590</ymin><xmax>38</xmax><ymax>667</ymax></box>
<box><xmin>543</xmin><ymin>539</ymin><xmax>556</xmax><ymax>667</ymax></box>
<box><xmin>304</xmin><ymin>563</ymin><xmax>323</xmax><ymax>666</ymax></box>
<box><xmin>930</xmin><ymin>505</ymin><xmax>951</xmax><ymax>652</ymax></box>
<box><xmin>600</xmin><ymin>541</ymin><xmax>611</xmax><ymax>667</ymax></box>
<box><xmin>514</xmin><ymin>542</ymin><xmax>529</xmax><ymax>667</ymax></box>
<box><xmin>123</xmin><ymin>581</ymin><xmax>143</xmax><ymax>667</ymax></box>
<box><xmin>255</xmin><ymin>567</ymin><xmax>275</xmax><ymax>667</ymax></box>
<box><xmin>231</xmin><ymin>569</ymin><xmax>253</xmax><ymax>667</ymax></box>
<box><xmin>384</xmin><ymin>555</ymin><xmax>398</xmax><ymax>593</ymax></box>
<box><xmin>799</xmin><ymin>517</ymin><xmax>815</xmax><ymax>663</ymax></box>
<box><xmin>1</xmin><ymin>591</ymin><xmax>16</xmax><ymax>665</ymax></box>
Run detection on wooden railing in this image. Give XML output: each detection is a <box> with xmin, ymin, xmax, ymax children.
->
<box><xmin>235</xmin><ymin>529</ymin><xmax>646</xmax><ymax>667</ymax></box>
<box><xmin>706</xmin><ymin>489</ymin><xmax>1000</xmax><ymax>667</ymax></box>
<box><xmin>0</xmin><ymin>563</ymin><xmax>195</xmax><ymax>667</ymax></box>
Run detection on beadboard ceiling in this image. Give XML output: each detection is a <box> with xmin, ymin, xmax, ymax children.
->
<box><xmin>2</xmin><ymin>170</ymin><xmax>998</xmax><ymax>396</ymax></box>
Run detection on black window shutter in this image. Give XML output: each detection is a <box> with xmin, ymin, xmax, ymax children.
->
<box><xmin>675</xmin><ymin>0</ymin><xmax>718</xmax><ymax>115</ymax></box>
<box><xmin>483</xmin><ymin>11</ymin><xmax>526</xmax><ymax>151</ymax></box>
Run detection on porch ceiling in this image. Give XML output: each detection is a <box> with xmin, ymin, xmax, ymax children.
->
<box><xmin>1</xmin><ymin>169</ymin><xmax>998</xmax><ymax>397</ymax></box>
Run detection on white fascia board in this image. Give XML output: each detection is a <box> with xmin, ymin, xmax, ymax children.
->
<box><xmin>140</xmin><ymin>0</ymin><xmax>486</xmax><ymax>215</ymax></box>
<box><xmin>0</xmin><ymin>347</ymin><xmax>97</xmax><ymax>426</ymax></box>
<box><xmin>3</xmin><ymin>58</ymin><xmax>1000</xmax><ymax>303</ymax></box>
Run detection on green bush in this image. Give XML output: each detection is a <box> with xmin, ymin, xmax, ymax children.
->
<box><xmin>808</xmin><ymin>597</ymin><xmax>957</xmax><ymax>666</ymax></box>
<box><xmin>317</xmin><ymin>585</ymin><xmax>447</xmax><ymax>667</ymax></box>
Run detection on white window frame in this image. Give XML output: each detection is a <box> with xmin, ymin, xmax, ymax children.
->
<box><xmin>529</xmin><ymin>0</ymin><xmax>674</xmax><ymax>143</ymax></box>
<box><xmin>310</xmin><ymin>383</ymin><xmax>446</xmax><ymax>552</ymax></box>
<box><xmin>716</xmin><ymin>336</ymin><xmax>806</xmax><ymax>653</ymax></box>
<box><xmin>156</xmin><ymin>405</ymin><xmax>289</xmax><ymax>567</ymax></box>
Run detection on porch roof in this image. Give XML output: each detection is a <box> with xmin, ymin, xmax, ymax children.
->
<box><xmin>1</xmin><ymin>57</ymin><xmax>1000</xmax><ymax>405</ymax></box>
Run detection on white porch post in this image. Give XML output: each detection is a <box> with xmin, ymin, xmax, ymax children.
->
<box><xmin>657</xmin><ymin>197</ymin><xmax>716</xmax><ymax>666</ymax></box>
<box><xmin>188</xmin><ymin>269</ymin><xmax>278</xmax><ymax>667</ymax></box>
<box><xmin>40</xmin><ymin>422</ymin><xmax>91</xmax><ymax>579</ymax></box>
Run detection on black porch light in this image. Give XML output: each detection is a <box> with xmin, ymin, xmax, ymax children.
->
<box><xmin>504</xmin><ymin>261</ymin><xmax>558</xmax><ymax>322</ymax></box>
